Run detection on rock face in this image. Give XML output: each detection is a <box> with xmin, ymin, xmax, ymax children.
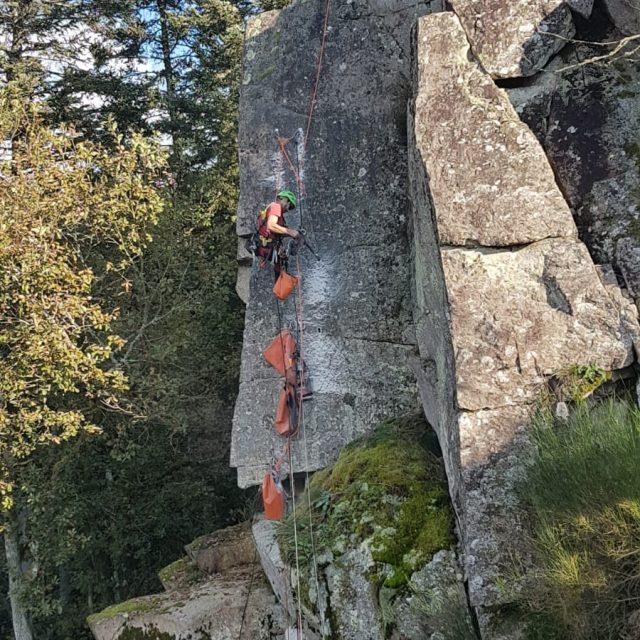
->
<box><xmin>506</xmin><ymin>16</ymin><xmax>640</xmax><ymax>311</ymax></box>
<box><xmin>411</xmin><ymin>13</ymin><xmax>576</xmax><ymax>246</ymax></box>
<box><xmin>88</xmin><ymin>524</ymin><xmax>286</xmax><ymax>640</ymax></box>
<box><xmin>231</xmin><ymin>0</ymin><xmax>443</xmax><ymax>488</ymax></box>
<box><xmin>449</xmin><ymin>0</ymin><xmax>575</xmax><ymax>78</ymax></box>
<box><xmin>603</xmin><ymin>0</ymin><xmax>640</xmax><ymax>34</ymax></box>
<box><xmin>409</xmin><ymin>10</ymin><xmax>639</xmax><ymax>633</ymax></box>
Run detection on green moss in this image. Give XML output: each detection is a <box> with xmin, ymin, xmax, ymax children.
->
<box><xmin>553</xmin><ymin>364</ymin><xmax>611</xmax><ymax>402</ymax></box>
<box><xmin>278</xmin><ymin>414</ymin><xmax>454</xmax><ymax>590</ymax></box>
<box><xmin>86</xmin><ymin>596</ymin><xmax>164</xmax><ymax>625</ymax></box>
<box><xmin>158</xmin><ymin>557</ymin><xmax>189</xmax><ymax>582</ymax></box>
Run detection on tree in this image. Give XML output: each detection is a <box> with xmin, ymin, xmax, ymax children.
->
<box><xmin>0</xmin><ymin>87</ymin><xmax>165</xmax><ymax>639</ymax></box>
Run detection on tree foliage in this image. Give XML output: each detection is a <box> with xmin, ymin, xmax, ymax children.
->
<box><xmin>0</xmin><ymin>0</ymin><xmax>254</xmax><ymax>636</ymax></box>
<box><xmin>0</xmin><ymin>90</ymin><xmax>165</xmax><ymax>514</ymax></box>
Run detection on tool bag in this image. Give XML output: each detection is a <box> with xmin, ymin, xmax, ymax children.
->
<box><xmin>273</xmin><ymin>269</ymin><xmax>298</xmax><ymax>301</ymax></box>
<box><xmin>262</xmin><ymin>471</ymin><xmax>285</xmax><ymax>520</ymax></box>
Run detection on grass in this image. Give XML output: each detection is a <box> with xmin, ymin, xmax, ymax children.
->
<box><xmin>277</xmin><ymin>415</ymin><xmax>454</xmax><ymax>590</ymax></box>
<box><xmin>519</xmin><ymin>398</ymin><xmax>640</xmax><ymax>639</ymax></box>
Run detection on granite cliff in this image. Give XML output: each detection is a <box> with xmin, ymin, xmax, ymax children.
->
<box><xmin>89</xmin><ymin>1</ymin><xmax>640</xmax><ymax>638</ymax></box>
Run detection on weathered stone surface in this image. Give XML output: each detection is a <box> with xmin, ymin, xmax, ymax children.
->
<box><xmin>567</xmin><ymin>0</ymin><xmax>595</xmax><ymax>17</ymax></box>
<box><xmin>252</xmin><ymin>517</ymin><xmax>296</xmax><ymax>619</ymax></box>
<box><xmin>232</xmin><ymin>0</ymin><xmax>442</xmax><ymax>486</ymax></box>
<box><xmin>449</xmin><ymin>0</ymin><xmax>575</xmax><ymax>78</ymax></box>
<box><xmin>596</xmin><ymin>263</ymin><xmax>640</xmax><ymax>351</ymax></box>
<box><xmin>410</xmin><ymin>10</ymin><xmax>640</xmax><ymax>627</ymax></box>
<box><xmin>604</xmin><ymin>0</ymin><xmax>640</xmax><ymax>34</ymax></box>
<box><xmin>458</xmin><ymin>406</ymin><xmax>533</xmax><ymax>608</ymax></box>
<box><xmin>617</xmin><ymin>238</ymin><xmax>640</xmax><ymax>301</ymax></box>
<box><xmin>444</xmin><ymin>240</ymin><xmax>636</xmax><ymax>410</ymax></box>
<box><xmin>325</xmin><ymin>547</ymin><xmax>383</xmax><ymax>640</ymax></box>
<box><xmin>392</xmin><ymin>550</ymin><xmax>473</xmax><ymax>640</ymax></box>
<box><xmin>507</xmin><ymin>19</ymin><xmax>640</xmax><ymax>307</ymax></box>
<box><xmin>186</xmin><ymin>522</ymin><xmax>255</xmax><ymax>575</ymax></box>
<box><xmin>412</xmin><ymin>12</ymin><xmax>577</xmax><ymax>247</ymax></box>
<box><xmin>158</xmin><ymin>556</ymin><xmax>204</xmax><ymax>592</ymax></box>
<box><xmin>89</xmin><ymin>571</ymin><xmax>285</xmax><ymax>640</ymax></box>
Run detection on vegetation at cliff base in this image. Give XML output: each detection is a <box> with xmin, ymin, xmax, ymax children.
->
<box><xmin>520</xmin><ymin>399</ymin><xmax>640</xmax><ymax>640</ymax></box>
<box><xmin>278</xmin><ymin>415</ymin><xmax>454</xmax><ymax>589</ymax></box>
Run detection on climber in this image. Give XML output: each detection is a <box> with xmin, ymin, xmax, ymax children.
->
<box><xmin>249</xmin><ymin>190</ymin><xmax>300</xmax><ymax>269</ymax></box>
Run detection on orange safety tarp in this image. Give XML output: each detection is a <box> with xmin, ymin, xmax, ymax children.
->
<box><xmin>263</xmin><ymin>330</ymin><xmax>297</xmax><ymax>377</ymax></box>
<box><xmin>262</xmin><ymin>472</ymin><xmax>285</xmax><ymax>520</ymax></box>
<box><xmin>273</xmin><ymin>270</ymin><xmax>298</xmax><ymax>301</ymax></box>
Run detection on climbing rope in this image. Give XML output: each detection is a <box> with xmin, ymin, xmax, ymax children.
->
<box><xmin>304</xmin><ymin>0</ymin><xmax>331</xmax><ymax>151</ymax></box>
<box><xmin>257</xmin><ymin>0</ymin><xmax>333</xmax><ymax>636</ymax></box>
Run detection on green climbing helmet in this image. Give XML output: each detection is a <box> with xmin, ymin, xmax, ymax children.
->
<box><xmin>277</xmin><ymin>190</ymin><xmax>297</xmax><ymax>209</ymax></box>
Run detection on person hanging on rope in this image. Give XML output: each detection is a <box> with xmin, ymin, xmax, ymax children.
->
<box><xmin>251</xmin><ymin>190</ymin><xmax>299</xmax><ymax>271</ymax></box>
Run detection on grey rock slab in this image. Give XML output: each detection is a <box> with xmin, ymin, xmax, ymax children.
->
<box><xmin>449</xmin><ymin>0</ymin><xmax>575</xmax><ymax>78</ymax></box>
<box><xmin>232</xmin><ymin>334</ymin><xmax>419</xmax><ymax>488</ymax></box>
<box><xmin>325</xmin><ymin>547</ymin><xmax>383</xmax><ymax>640</ymax></box>
<box><xmin>233</xmin><ymin>0</ymin><xmax>438</xmax><ymax>486</ymax></box>
<box><xmin>412</xmin><ymin>12</ymin><xmax>577</xmax><ymax>247</ymax></box>
<box><xmin>567</xmin><ymin>0</ymin><xmax>595</xmax><ymax>17</ymax></box>
<box><xmin>458</xmin><ymin>405</ymin><xmax>534</xmax><ymax>608</ymax></box>
<box><xmin>604</xmin><ymin>0</ymin><xmax>640</xmax><ymax>34</ymax></box>
<box><xmin>252</xmin><ymin>517</ymin><xmax>296</xmax><ymax>619</ymax></box>
<box><xmin>88</xmin><ymin>571</ymin><xmax>286</xmax><ymax>640</ymax></box>
<box><xmin>443</xmin><ymin>240</ymin><xmax>636</xmax><ymax>411</ymax></box>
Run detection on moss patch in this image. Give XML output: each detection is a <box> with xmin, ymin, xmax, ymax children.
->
<box><xmin>86</xmin><ymin>596</ymin><xmax>165</xmax><ymax>625</ymax></box>
<box><xmin>278</xmin><ymin>415</ymin><xmax>454</xmax><ymax>589</ymax></box>
<box><xmin>158</xmin><ymin>556</ymin><xmax>203</xmax><ymax>589</ymax></box>
<box><xmin>550</xmin><ymin>364</ymin><xmax>611</xmax><ymax>403</ymax></box>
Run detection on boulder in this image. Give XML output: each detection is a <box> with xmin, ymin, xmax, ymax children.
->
<box><xmin>232</xmin><ymin>0</ymin><xmax>443</xmax><ymax>487</ymax></box>
<box><xmin>158</xmin><ymin>557</ymin><xmax>204</xmax><ymax>592</ymax></box>
<box><xmin>449</xmin><ymin>0</ymin><xmax>575</xmax><ymax>78</ymax></box>
<box><xmin>88</xmin><ymin>573</ymin><xmax>285</xmax><ymax>640</ymax></box>
<box><xmin>412</xmin><ymin>11</ymin><xmax>577</xmax><ymax>246</ymax></box>
<box><xmin>185</xmin><ymin>522</ymin><xmax>256</xmax><ymax>575</ymax></box>
<box><xmin>88</xmin><ymin>523</ymin><xmax>287</xmax><ymax>640</ymax></box>
<box><xmin>506</xmin><ymin>21</ymin><xmax>640</xmax><ymax>309</ymax></box>
<box><xmin>443</xmin><ymin>240</ymin><xmax>636</xmax><ymax>410</ymax></box>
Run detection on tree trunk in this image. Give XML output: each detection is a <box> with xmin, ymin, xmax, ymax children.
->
<box><xmin>4</xmin><ymin>525</ymin><xmax>34</xmax><ymax>640</ymax></box>
<box><xmin>156</xmin><ymin>0</ymin><xmax>178</xmax><ymax>130</ymax></box>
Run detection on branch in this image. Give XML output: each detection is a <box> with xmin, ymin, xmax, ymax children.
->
<box><xmin>542</xmin><ymin>31</ymin><xmax>640</xmax><ymax>73</ymax></box>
